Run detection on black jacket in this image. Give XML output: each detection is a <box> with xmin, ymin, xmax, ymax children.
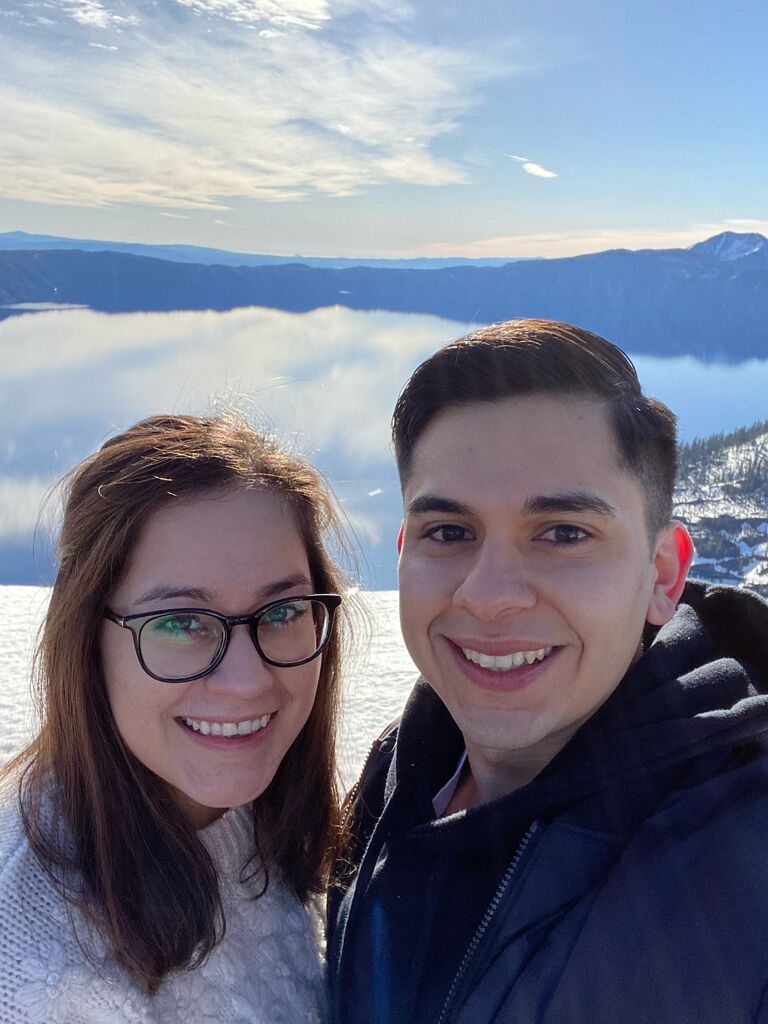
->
<box><xmin>328</xmin><ymin>583</ymin><xmax>768</xmax><ymax>1024</ymax></box>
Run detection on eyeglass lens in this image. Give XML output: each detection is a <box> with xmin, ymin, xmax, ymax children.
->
<box><xmin>138</xmin><ymin>599</ymin><xmax>330</xmax><ymax>679</ymax></box>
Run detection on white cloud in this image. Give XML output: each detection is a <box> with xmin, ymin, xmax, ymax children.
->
<box><xmin>64</xmin><ymin>0</ymin><xmax>115</xmax><ymax>28</ymax></box>
<box><xmin>174</xmin><ymin>0</ymin><xmax>331</xmax><ymax>29</ymax></box>
<box><xmin>416</xmin><ymin>219</ymin><xmax>768</xmax><ymax>259</ymax></box>
<box><xmin>520</xmin><ymin>161</ymin><xmax>557</xmax><ymax>178</ymax></box>
<box><xmin>62</xmin><ymin>0</ymin><xmax>139</xmax><ymax>28</ymax></box>
<box><xmin>0</xmin><ymin>0</ymin><xmax>506</xmax><ymax>210</ymax></box>
<box><xmin>506</xmin><ymin>153</ymin><xmax>557</xmax><ymax>178</ymax></box>
<box><xmin>717</xmin><ymin>218</ymin><xmax>768</xmax><ymax>234</ymax></box>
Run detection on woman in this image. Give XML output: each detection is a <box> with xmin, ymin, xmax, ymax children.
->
<box><xmin>0</xmin><ymin>413</ymin><xmax>348</xmax><ymax>1023</ymax></box>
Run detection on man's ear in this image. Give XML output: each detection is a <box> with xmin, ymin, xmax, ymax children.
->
<box><xmin>646</xmin><ymin>522</ymin><xmax>694</xmax><ymax>626</ymax></box>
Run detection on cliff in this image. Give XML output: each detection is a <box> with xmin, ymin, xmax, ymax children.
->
<box><xmin>675</xmin><ymin>420</ymin><xmax>768</xmax><ymax>595</ymax></box>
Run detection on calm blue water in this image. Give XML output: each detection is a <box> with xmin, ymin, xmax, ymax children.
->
<box><xmin>1</xmin><ymin>305</ymin><xmax>766</xmax><ymax>588</ymax></box>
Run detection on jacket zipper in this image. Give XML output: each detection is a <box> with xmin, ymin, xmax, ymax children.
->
<box><xmin>341</xmin><ymin>732</ymin><xmax>385</xmax><ymax>827</ymax></box>
<box><xmin>332</xmin><ymin>730</ymin><xmax>397</xmax><ymax>916</ymax></box>
<box><xmin>435</xmin><ymin>821</ymin><xmax>540</xmax><ymax>1024</ymax></box>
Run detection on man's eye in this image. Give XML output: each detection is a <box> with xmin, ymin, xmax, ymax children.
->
<box><xmin>425</xmin><ymin>524</ymin><xmax>474</xmax><ymax>544</ymax></box>
<box><xmin>538</xmin><ymin>523</ymin><xmax>590</xmax><ymax>545</ymax></box>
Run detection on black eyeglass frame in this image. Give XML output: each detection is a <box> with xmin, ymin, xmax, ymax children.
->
<box><xmin>103</xmin><ymin>593</ymin><xmax>342</xmax><ymax>683</ymax></box>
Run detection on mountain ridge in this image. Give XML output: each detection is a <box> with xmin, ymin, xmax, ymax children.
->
<box><xmin>2</xmin><ymin>228</ymin><xmax>765</xmax><ymax>269</ymax></box>
<box><xmin>0</xmin><ymin>231</ymin><xmax>527</xmax><ymax>271</ymax></box>
<box><xmin>2</xmin><ymin>236</ymin><xmax>768</xmax><ymax>360</ymax></box>
<box><xmin>689</xmin><ymin>231</ymin><xmax>768</xmax><ymax>262</ymax></box>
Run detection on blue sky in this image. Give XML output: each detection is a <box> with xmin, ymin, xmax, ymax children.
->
<box><xmin>1</xmin><ymin>0</ymin><xmax>767</xmax><ymax>257</ymax></box>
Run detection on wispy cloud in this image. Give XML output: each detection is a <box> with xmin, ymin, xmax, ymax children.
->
<box><xmin>63</xmin><ymin>0</ymin><xmax>137</xmax><ymax>29</ymax></box>
<box><xmin>0</xmin><ymin>0</ymin><xmax>508</xmax><ymax>211</ymax></box>
<box><xmin>416</xmin><ymin>219</ymin><xmax>768</xmax><ymax>259</ymax></box>
<box><xmin>521</xmin><ymin>162</ymin><xmax>557</xmax><ymax>178</ymax></box>
<box><xmin>506</xmin><ymin>153</ymin><xmax>557</xmax><ymax>178</ymax></box>
<box><xmin>175</xmin><ymin>0</ymin><xmax>330</xmax><ymax>29</ymax></box>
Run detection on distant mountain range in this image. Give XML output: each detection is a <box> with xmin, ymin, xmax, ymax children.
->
<box><xmin>1</xmin><ymin>230</ymin><xmax>767</xmax><ymax>359</ymax></box>
<box><xmin>0</xmin><ymin>231</ymin><xmax>523</xmax><ymax>270</ymax></box>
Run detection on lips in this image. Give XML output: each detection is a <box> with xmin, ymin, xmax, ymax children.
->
<box><xmin>446</xmin><ymin>638</ymin><xmax>561</xmax><ymax>692</ymax></box>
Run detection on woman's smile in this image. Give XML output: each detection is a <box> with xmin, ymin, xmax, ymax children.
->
<box><xmin>102</xmin><ymin>488</ymin><xmax>323</xmax><ymax>827</ymax></box>
<box><xmin>175</xmin><ymin>711</ymin><xmax>276</xmax><ymax>749</ymax></box>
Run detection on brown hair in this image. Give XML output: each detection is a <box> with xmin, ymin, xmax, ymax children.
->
<box><xmin>392</xmin><ymin>318</ymin><xmax>678</xmax><ymax>539</ymax></box>
<box><xmin>3</xmin><ymin>413</ymin><xmax>348</xmax><ymax>994</ymax></box>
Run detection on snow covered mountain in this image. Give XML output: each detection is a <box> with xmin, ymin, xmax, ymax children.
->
<box><xmin>675</xmin><ymin>420</ymin><xmax>768</xmax><ymax>595</ymax></box>
<box><xmin>689</xmin><ymin>231</ymin><xmax>768</xmax><ymax>262</ymax></box>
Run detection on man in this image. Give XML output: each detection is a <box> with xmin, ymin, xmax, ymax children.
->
<box><xmin>328</xmin><ymin>319</ymin><xmax>768</xmax><ymax>1024</ymax></box>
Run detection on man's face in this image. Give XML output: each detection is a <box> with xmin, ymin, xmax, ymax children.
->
<box><xmin>398</xmin><ymin>395</ymin><xmax>678</xmax><ymax>766</ymax></box>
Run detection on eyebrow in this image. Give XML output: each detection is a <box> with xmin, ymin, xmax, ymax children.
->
<box><xmin>406</xmin><ymin>491</ymin><xmax>617</xmax><ymax>520</ymax></box>
<box><xmin>520</xmin><ymin>491</ymin><xmax>618</xmax><ymax>518</ymax></box>
<box><xmin>407</xmin><ymin>495</ymin><xmax>474</xmax><ymax>516</ymax></box>
<box><xmin>136</xmin><ymin>585</ymin><xmax>212</xmax><ymax>605</ymax></box>
<box><xmin>135</xmin><ymin>574</ymin><xmax>313</xmax><ymax>607</ymax></box>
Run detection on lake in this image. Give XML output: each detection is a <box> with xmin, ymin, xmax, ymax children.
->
<box><xmin>2</xmin><ymin>304</ymin><xmax>767</xmax><ymax>588</ymax></box>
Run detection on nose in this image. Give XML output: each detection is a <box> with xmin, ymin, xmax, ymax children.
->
<box><xmin>452</xmin><ymin>539</ymin><xmax>537</xmax><ymax>621</ymax></box>
<box><xmin>204</xmin><ymin>622</ymin><xmax>274</xmax><ymax>697</ymax></box>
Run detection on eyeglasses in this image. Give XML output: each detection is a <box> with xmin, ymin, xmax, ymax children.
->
<box><xmin>104</xmin><ymin>594</ymin><xmax>342</xmax><ymax>683</ymax></box>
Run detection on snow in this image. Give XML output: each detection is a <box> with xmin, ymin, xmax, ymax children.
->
<box><xmin>690</xmin><ymin>231</ymin><xmax>768</xmax><ymax>261</ymax></box>
<box><xmin>0</xmin><ymin>585</ymin><xmax>48</xmax><ymax>760</ymax></box>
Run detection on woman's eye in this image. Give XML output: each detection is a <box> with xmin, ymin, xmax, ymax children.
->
<box><xmin>151</xmin><ymin>614</ymin><xmax>210</xmax><ymax>638</ymax></box>
<box><xmin>538</xmin><ymin>524</ymin><xmax>590</xmax><ymax>545</ymax></box>
<box><xmin>262</xmin><ymin>601</ymin><xmax>304</xmax><ymax>628</ymax></box>
<box><xmin>426</xmin><ymin>524</ymin><xmax>473</xmax><ymax>544</ymax></box>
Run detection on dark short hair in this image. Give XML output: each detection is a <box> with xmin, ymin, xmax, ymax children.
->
<box><xmin>392</xmin><ymin>319</ymin><xmax>678</xmax><ymax>540</ymax></box>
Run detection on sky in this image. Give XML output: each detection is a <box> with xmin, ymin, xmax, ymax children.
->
<box><xmin>1</xmin><ymin>0</ymin><xmax>767</xmax><ymax>257</ymax></box>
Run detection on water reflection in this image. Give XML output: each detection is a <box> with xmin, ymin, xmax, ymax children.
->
<box><xmin>1</xmin><ymin>305</ymin><xmax>767</xmax><ymax>587</ymax></box>
<box><xmin>0</xmin><ymin>305</ymin><xmax>467</xmax><ymax>586</ymax></box>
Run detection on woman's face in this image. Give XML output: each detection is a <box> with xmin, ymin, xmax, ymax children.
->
<box><xmin>100</xmin><ymin>488</ymin><xmax>323</xmax><ymax>828</ymax></box>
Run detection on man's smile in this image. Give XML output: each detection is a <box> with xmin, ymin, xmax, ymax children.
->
<box><xmin>460</xmin><ymin>645</ymin><xmax>554</xmax><ymax>671</ymax></box>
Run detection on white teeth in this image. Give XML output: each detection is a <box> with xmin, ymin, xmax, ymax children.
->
<box><xmin>183</xmin><ymin>714</ymin><xmax>272</xmax><ymax>737</ymax></box>
<box><xmin>461</xmin><ymin>646</ymin><xmax>552</xmax><ymax>671</ymax></box>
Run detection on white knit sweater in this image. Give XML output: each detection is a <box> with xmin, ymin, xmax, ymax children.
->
<box><xmin>0</xmin><ymin>797</ymin><xmax>325</xmax><ymax>1024</ymax></box>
